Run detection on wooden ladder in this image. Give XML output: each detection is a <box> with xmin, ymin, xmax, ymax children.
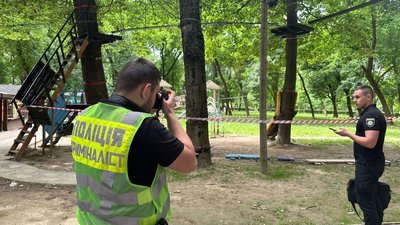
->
<box><xmin>8</xmin><ymin>120</ymin><xmax>39</xmax><ymax>160</ymax></box>
<box><xmin>8</xmin><ymin>38</ymin><xmax>89</xmax><ymax>161</ymax></box>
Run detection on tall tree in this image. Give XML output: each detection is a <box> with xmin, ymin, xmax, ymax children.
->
<box><xmin>378</xmin><ymin>1</ymin><xmax>400</xmax><ymax>111</ymax></box>
<box><xmin>0</xmin><ymin>1</ymin><xmax>71</xmax><ymax>84</ymax></box>
<box><xmin>213</xmin><ymin>59</ymin><xmax>233</xmax><ymax>115</ymax></box>
<box><xmin>298</xmin><ymin>73</ymin><xmax>315</xmax><ymax>118</ymax></box>
<box><xmin>99</xmin><ymin>1</ymin><xmax>184</xmax><ymax>94</ymax></box>
<box><xmin>179</xmin><ymin>0</ymin><xmax>211</xmax><ymax>167</ymax></box>
<box><xmin>74</xmin><ymin>0</ymin><xmax>109</xmax><ymax>104</ymax></box>
<box><xmin>201</xmin><ymin>0</ymin><xmax>262</xmax><ymax>114</ymax></box>
<box><xmin>361</xmin><ymin>11</ymin><xmax>391</xmax><ymax>118</ymax></box>
<box><xmin>277</xmin><ymin>0</ymin><xmax>298</xmax><ymax>144</ymax></box>
<box><xmin>160</xmin><ymin>41</ymin><xmax>182</xmax><ymax>88</ymax></box>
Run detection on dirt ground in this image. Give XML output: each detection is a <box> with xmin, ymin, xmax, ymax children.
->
<box><xmin>1</xmin><ymin>135</ymin><xmax>399</xmax><ymax>225</ymax></box>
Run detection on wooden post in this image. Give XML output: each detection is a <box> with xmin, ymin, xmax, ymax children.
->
<box><xmin>0</xmin><ymin>94</ymin><xmax>2</xmax><ymax>132</ymax></box>
<box><xmin>50</xmin><ymin>108</ymin><xmax>54</xmax><ymax>157</ymax></box>
<box><xmin>42</xmin><ymin>125</ymin><xmax>46</xmax><ymax>155</ymax></box>
<box><xmin>259</xmin><ymin>0</ymin><xmax>269</xmax><ymax>174</ymax></box>
<box><xmin>3</xmin><ymin>99</ymin><xmax>7</xmax><ymax>131</ymax></box>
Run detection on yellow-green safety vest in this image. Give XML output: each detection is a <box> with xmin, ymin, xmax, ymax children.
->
<box><xmin>71</xmin><ymin>102</ymin><xmax>171</xmax><ymax>225</ymax></box>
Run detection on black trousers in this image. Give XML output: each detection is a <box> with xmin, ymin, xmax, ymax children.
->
<box><xmin>355</xmin><ymin>161</ymin><xmax>385</xmax><ymax>225</ymax></box>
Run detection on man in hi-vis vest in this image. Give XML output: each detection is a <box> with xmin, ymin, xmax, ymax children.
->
<box><xmin>71</xmin><ymin>58</ymin><xmax>197</xmax><ymax>225</ymax></box>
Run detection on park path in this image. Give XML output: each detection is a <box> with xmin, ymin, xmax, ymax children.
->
<box><xmin>0</xmin><ymin>129</ymin><xmax>75</xmax><ymax>185</ymax></box>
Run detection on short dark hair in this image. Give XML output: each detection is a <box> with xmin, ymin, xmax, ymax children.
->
<box><xmin>355</xmin><ymin>85</ymin><xmax>374</xmax><ymax>98</ymax></box>
<box><xmin>115</xmin><ymin>58</ymin><xmax>161</xmax><ymax>93</ymax></box>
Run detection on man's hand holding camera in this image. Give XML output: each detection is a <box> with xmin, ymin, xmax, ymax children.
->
<box><xmin>161</xmin><ymin>90</ymin><xmax>177</xmax><ymax>119</ymax></box>
<box><xmin>153</xmin><ymin>89</ymin><xmax>177</xmax><ymax>118</ymax></box>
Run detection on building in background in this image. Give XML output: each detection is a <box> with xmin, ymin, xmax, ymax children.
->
<box><xmin>0</xmin><ymin>84</ymin><xmax>22</xmax><ymax>131</ymax></box>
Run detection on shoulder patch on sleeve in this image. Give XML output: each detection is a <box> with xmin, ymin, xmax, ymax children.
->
<box><xmin>366</xmin><ymin>118</ymin><xmax>375</xmax><ymax>128</ymax></box>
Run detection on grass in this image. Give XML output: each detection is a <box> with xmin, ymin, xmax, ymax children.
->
<box><xmin>170</xmin><ymin>111</ymin><xmax>400</xmax><ymax>147</ymax></box>
<box><xmin>171</xmin><ymin>111</ymin><xmax>400</xmax><ymax>143</ymax></box>
<box><xmin>168</xmin><ymin>158</ymin><xmax>400</xmax><ymax>224</ymax></box>
<box><xmin>166</xmin><ymin>111</ymin><xmax>400</xmax><ymax>224</ymax></box>
<box><xmin>268</xmin><ymin>164</ymin><xmax>306</xmax><ymax>179</ymax></box>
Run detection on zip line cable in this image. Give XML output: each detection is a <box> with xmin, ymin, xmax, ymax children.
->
<box><xmin>111</xmin><ymin>21</ymin><xmax>279</xmax><ymax>34</ymax></box>
<box><xmin>308</xmin><ymin>0</ymin><xmax>384</xmax><ymax>24</ymax></box>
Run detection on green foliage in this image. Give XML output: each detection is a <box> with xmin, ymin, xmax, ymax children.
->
<box><xmin>98</xmin><ymin>0</ymin><xmax>184</xmax><ymax>93</ymax></box>
<box><xmin>0</xmin><ymin>0</ymin><xmax>71</xmax><ymax>84</ymax></box>
<box><xmin>0</xmin><ymin>0</ymin><xmax>399</xmax><ymax>115</ymax></box>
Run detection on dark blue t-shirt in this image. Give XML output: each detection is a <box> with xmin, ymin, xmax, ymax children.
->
<box><xmin>102</xmin><ymin>94</ymin><xmax>184</xmax><ymax>186</ymax></box>
<box><xmin>354</xmin><ymin>104</ymin><xmax>386</xmax><ymax>164</ymax></box>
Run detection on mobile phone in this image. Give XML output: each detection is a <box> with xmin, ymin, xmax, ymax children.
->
<box><xmin>329</xmin><ymin>127</ymin><xmax>337</xmax><ymax>132</ymax></box>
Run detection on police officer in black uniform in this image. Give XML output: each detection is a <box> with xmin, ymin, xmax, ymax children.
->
<box><xmin>335</xmin><ymin>85</ymin><xmax>387</xmax><ymax>224</ymax></box>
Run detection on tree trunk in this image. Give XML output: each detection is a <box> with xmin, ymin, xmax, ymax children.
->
<box><xmin>362</xmin><ymin>13</ymin><xmax>391</xmax><ymax>117</ymax></box>
<box><xmin>327</xmin><ymin>85</ymin><xmax>338</xmax><ymax>118</ymax></box>
<box><xmin>105</xmin><ymin>49</ymin><xmax>119</xmax><ymax>90</ymax></box>
<box><xmin>332</xmin><ymin>72</ymin><xmax>342</xmax><ymax>118</ymax></box>
<box><xmin>160</xmin><ymin>42</ymin><xmax>181</xmax><ymax>87</ymax></box>
<box><xmin>298</xmin><ymin>73</ymin><xmax>315</xmax><ymax>119</ymax></box>
<box><xmin>236</xmin><ymin>72</ymin><xmax>250</xmax><ymax>116</ymax></box>
<box><xmin>74</xmin><ymin>0</ymin><xmax>108</xmax><ymax>104</ymax></box>
<box><xmin>243</xmin><ymin>94</ymin><xmax>250</xmax><ymax>116</ymax></box>
<box><xmin>179</xmin><ymin>0</ymin><xmax>211</xmax><ymax>167</ymax></box>
<box><xmin>268</xmin><ymin>73</ymin><xmax>280</xmax><ymax>107</ymax></box>
<box><xmin>397</xmin><ymin>83</ymin><xmax>400</xmax><ymax>111</ymax></box>
<box><xmin>277</xmin><ymin>0</ymin><xmax>297</xmax><ymax>144</ymax></box>
<box><xmin>16</xmin><ymin>42</ymin><xmax>32</xmax><ymax>81</ymax></box>
<box><xmin>344</xmin><ymin>88</ymin><xmax>354</xmax><ymax>118</ymax></box>
<box><xmin>332</xmin><ymin>97</ymin><xmax>338</xmax><ymax>118</ymax></box>
<box><xmin>321</xmin><ymin>100</ymin><xmax>327</xmax><ymax>116</ymax></box>
<box><xmin>213</xmin><ymin>59</ymin><xmax>232</xmax><ymax>115</ymax></box>
<box><xmin>393</xmin><ymin>58</ymin><xmax>400</xmax><ymax>110</ymax></box>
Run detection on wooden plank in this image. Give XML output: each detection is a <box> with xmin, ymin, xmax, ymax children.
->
<box><xmin>306</xmin><ymin>158</ymin><xmax>355</xmax><ymax>164</ymax></box>
<box><xmin>9</xmin><ymin>123</ymin><xmax>32</xmax><ymax>151</ymax></box>
<box><xmin>14</xmin><ymin>124</ymin><xmax>39</xmax><ymax>161</ymax></box>
<box><xmin>51</xmin><ymin>37</ymin><xmax>89</xmax><ymax>102</ymax></box>
<box><xmin>306</xmin><ymin>158</ymin><xmax>391</xmax><ymax>165</ymax></box>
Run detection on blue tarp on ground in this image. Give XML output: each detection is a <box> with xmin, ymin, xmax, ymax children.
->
<box><xmin>44</xmin><ymin>94</ymin><xmax>69</xmax><ymax>144</ymax></box>
<box><xmin>225</xmin><ymin>154</ymin><xmax>260</xmax><ymax>160</ymax></box>
<box><xmin>225</xmin><ymin>154</ymin><xmax>294</xmax><ymax>162</ymax></box>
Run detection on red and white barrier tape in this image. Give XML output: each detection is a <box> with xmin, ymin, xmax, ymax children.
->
<box><xmin>21</xmin><ymin>105</ymin><xmax>83</xmax><ymax>113</ymax></box>
<box><xmin>20</xmin><ymin>105</ymin><xmax>399</xmax><ymax>124</ymax></box>
<box><xmin>180</xmin><ymin>116</ymin><xmax>359</xmax><ymax>124</ymax></box>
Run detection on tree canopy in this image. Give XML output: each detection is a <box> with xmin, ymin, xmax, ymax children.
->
<box><xmin>1</xmin><ymin>0</ymin><xmax>399</xmax><ymax>115</ymax></box>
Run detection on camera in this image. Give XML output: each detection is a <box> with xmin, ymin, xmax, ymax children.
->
<box><xmin>153</xmin><ymin>90</ymin><xmax>169</xmax><ymax>110</ymax></box>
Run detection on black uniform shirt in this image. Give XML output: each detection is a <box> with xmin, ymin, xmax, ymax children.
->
<box><xmin>354</xmin><ymin>104</ymin><xmax>386</xmax><ymax>164</ymax></box>
<box><xmin>102</xmin><ymin>94</ymin><xmax>184</xmax><ymax>186</ymax></box>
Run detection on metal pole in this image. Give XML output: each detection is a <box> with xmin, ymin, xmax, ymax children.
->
<box><xmin>259</xmin><ymin>0</ymin><xmax>268</xmax><ymax>174</ymax></box>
